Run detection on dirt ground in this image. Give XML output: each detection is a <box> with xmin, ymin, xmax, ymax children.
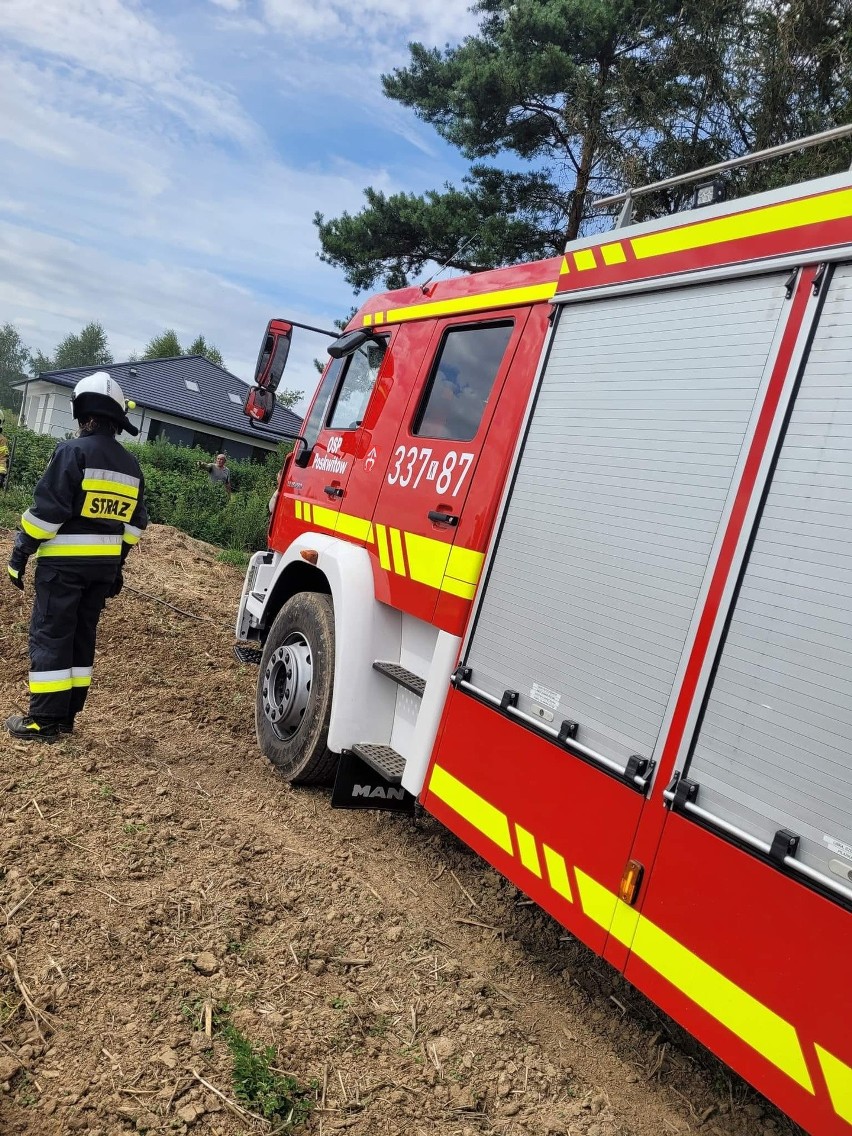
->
<box><xmin>0</xmin><ymin>524</ymin><xmax>805</xmax><ymax>1136</ymax></box>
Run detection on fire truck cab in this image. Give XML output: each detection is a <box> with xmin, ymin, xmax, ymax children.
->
<box><xmin>237</xmin><ymin>135</ymin><xmax>852</xmax><ymax>1136</ymax></box>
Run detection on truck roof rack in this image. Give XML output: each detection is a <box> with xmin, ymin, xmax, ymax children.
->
<box><xmin>596</xmin><ymin>122</ymin><xmax>852</xmax><ymax>228</ymax></box>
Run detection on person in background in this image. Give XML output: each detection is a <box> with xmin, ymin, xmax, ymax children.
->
<box><xmin>5</xmin><ymin>372</ymin><xmax>148</xmax><ymax>743</ymax></box>
<box><xmin>197</xmin><ymin>452</ymin><xmax>232</xmax><ymax>495</ymax></box>
<box><xmin>0</xmin><ymin>409</ymin><xmax>8</xmax><ymax>489</ymax></box>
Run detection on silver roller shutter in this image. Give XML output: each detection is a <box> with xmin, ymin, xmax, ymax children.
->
<box><xmin>465</xmin><ymin>272</ymin><xmax>790</xmax><ymax>776</ymax></box>
<box><xmin>688</xmin><ymin>263</ymin><xmax>852</xmax><ymax>884</ymax></box>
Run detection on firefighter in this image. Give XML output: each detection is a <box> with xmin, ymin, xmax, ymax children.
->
<box><xmin>4</xmin><ymin>372</ymin><xmax>148</xmax><ymax>742</ymax></box>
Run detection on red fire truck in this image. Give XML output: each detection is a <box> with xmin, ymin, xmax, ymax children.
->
<box><xmin>236</xmin><ymin>130</ymin><xmax>852</xmax><ymax>1136</ymax></box>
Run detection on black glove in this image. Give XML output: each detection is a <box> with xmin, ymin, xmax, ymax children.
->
<box><xmin>108</xmin><ymin>568</ymin><xmax>123</xmax><ymax>598</ymax></box>
<box><xmin>8</xmin><ymin>546</ymin><xmax>28</xmax><ymax>591</ymax></box>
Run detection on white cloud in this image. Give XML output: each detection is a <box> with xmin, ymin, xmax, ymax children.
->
<box><xmin>260</xmin><ymin>0</ymin><xmax>478</xmax><ymax>46</ymax></box>
<box><xmin>0</xmin><ymin>0</ymin><xmax>256</xmax><ymax>144</ymax></box>
<box><xmin>0</xmin><ymin>0</ymin><xmax>482</xmax><ymax>419</ymax></box>
<box><xmin>0</xmin><ymin>218</ymin><xmax>332</xmax><ymax>410</ymax></box>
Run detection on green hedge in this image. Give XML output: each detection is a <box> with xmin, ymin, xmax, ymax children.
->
<box><xmin>0</xmin><ymin>412</ymin><xmax>289</xmax><ymax>554</ymax></box>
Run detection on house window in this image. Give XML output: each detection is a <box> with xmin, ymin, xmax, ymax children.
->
<box><xmin>147</xmin><ymin>419</ymin><xmax>195</xmax><ymax>447</ymax></box>
<box><xmin>192</xmin><ymin>430</ymin><xmax>222</xmax><ymax>454</ymax></box>
<box><xmin>185</xmin><ymin>380</ymin><xmax>200</xmax><ymax>392</ymax></box>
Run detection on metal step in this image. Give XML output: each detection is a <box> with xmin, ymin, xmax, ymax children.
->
<box><xmin>351</xmin><ymin>743</ymin><xmax>406</xmax><ymax>785</ymax></box>
<box><xmin>372</xmin><ymin>661</ymin><xmax>425</xmax><ymax>698</ymax></box>
<box><xmin>332</xmin><ymin>751</ymin><xmax>415</xmax><ymax>813</ymax></box>
<box><xmin>233</xmin><ymin>643</ymin><xmax>263</xmax><ymax>665</ymax></box>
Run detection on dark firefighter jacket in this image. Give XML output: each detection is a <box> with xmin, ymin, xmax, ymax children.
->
<box><xmin>13</xmin><ymin>430</ymin><xmax>148</xmax><ymax>566</ymax></box>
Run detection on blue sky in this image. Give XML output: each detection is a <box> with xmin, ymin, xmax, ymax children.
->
<box><xmin>0</xmin><ymin>0</ymin><xmax>481</xmax><ymax>412</ymax></box>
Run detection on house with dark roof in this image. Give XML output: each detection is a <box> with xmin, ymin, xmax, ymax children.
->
<box><xmin>15</xmin><ymin>355</ymin><xmax>302</xmax><ymax>463</ymax></box>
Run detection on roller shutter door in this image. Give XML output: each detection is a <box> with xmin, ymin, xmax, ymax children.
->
<box><xmin>464</xmin><ymin>272</ymin><xmax>790</xmax><ymax>774</ymax></box>
<box><xmin>688</xmin><ymin>264</ymin><xmax>852</xmax><ymax>883</ymax></box>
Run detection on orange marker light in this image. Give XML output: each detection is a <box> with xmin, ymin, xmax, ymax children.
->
<box><xmin>619</xmin><ymin>859</ymin><xmax>644</xmax><ymax>906</ymax></box>
<box><xmin>300</xmin><ymin>549</ymin><xmax>318</xmax><ymax>565</ymax></box>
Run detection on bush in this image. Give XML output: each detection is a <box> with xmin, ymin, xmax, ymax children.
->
<box><xmin>0</xmin><ymin>415</ymin><xmax>287</xmax><ymax>554</ymax></box>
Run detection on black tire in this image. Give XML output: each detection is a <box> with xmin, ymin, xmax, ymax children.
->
<box><xmin>255</xmin><ymin>592</ymin><xmax>338</xmax><ymax>785</ymax></box>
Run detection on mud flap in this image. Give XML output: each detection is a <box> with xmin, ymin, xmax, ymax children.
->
<box><xmin>331</xmin><ymin>751</ymin><xmax>416</xmax><ymax>813</ymax></box>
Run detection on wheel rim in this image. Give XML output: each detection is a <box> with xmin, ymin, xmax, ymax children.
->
<box><xmin>261</xmin><ymin>633</ymin><xmax>313</xmax><ymax>741</ymax></box>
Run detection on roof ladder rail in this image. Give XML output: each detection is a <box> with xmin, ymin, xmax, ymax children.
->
<box><xmin>596</xmin><ymin>122</ymin><xmax>852</xmax><ymax>227</ymax></box>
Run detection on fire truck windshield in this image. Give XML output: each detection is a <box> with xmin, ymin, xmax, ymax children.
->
<box><xmin>327</xmin><ymin>338</ymin><xmax>386</xmax><ymax>430</ymax></box>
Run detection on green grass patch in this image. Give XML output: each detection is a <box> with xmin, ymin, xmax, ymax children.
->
<box><xmin>216</xmin><ymin>547</ymin><xmax>250</xmax><ymax>569</ymax></box>
<box><xmin>224</xmin><ymin>1024</ymin><xmax>314</xmax><ymax>1127</ymax></box>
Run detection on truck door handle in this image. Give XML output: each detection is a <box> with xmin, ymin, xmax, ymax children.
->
<box><xmin>324</xmin><ymin>485</ymin><xmax>345</xmax><ymax>499</ymax></box>
<box><xmin>428</xmin><ymin>510</ymin><xmax>459</xmax><ymax>527</ymax></box>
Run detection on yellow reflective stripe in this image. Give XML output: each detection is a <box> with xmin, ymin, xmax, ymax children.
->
<box><xmin>123</xmin><ymin>532</ymin><xmax>140</xmax><ymax>545</ymax></box>
<box><xmin>815</xmin><ymin>1045</ymin><xmax>852</xmax><ymax>1125</ymax></box>
<box><xmin>292</xmin><ymin>501</ymin><xmax>483</xmax><ymax>601</ymax></box>
<box><xmin>559</xmin><ymin>256</ymin><xmax>569</xmax><ymax>275</ymax></box>
<box><xmin>574</xmin><ymin>248</ymin><xmax>597</xmax><ymax>271</ymax></box>
<box><xmin>576</xmin><ymin>870</ymin><xmax>813</xmax><ymax>1093</ymax></box>
<box><xmin>389</xmin><ymin>528</ymin><xmax>405</xmax><ymax>575</ymax></box>
<box><xmin>600</xmin><ymin>242</ymin><xmax>627</xmax><ymax>266</ymax></box>
<box><xmin>514</xmin><ymin>824</ymin><xmax>542</xmax><ymax>878</ymax></box>
<box><xmin>21</xmin><ymin>515</ymin><xmax>57</xmax><ymax>540</ymax></box>
<box><xmin>375</xmin><ymin>524</ymin><xmax>390</xmax><ymax>570</ymax></box>
<box><xmin>29</xmin><ymin>677</ymin><xmax>73</xmax><ymax>693</ymax></box>
<box><xmin>440</xmin><ymin>577</ymin><xmax>477</xmax><ymax>600</ymax></box>
<box><xmin>37</xmin><ymin>543</ymin><xmax>121</xmax><ymax>558</ymax></box>
<box><xmin>404</xmin><ymin>532</ymin><xmax>451</xmax><ymax>588</ymax></box>
<box><xmin>446</xmin><ymin>544</ymin><xmax>483</xmax><ymax>583</ymax></box>
<box><xmin>372</xmin><ymin>282</ymin><xmax>558</xmax><ymax>327</ymax></box>
<box><xmin>575</xmin><ymin>869</ymin><xmax>619</xmax><ymax>931</ymax></box>
<box><xmin>428</xmin><ymin>764</ymin><xmax>512</xmax><ymax>855</ymax></box>
<box><xmin>611</xmin><ymin>897</ymin><xmax>641</xmax><ymax>948</ymax></box>
<box><xmin>633</xmin><ymin>918</ymin><xmax>813</xmax><ymax>1091</ymax></box>
<box><xmin>632</xmin><ymin>186</ymin><xmax>852</xmax><ymax>261</ymax></box>
<box><xmin>71</xmin><ymin>675</ymin><xmax>92</xmax><ymax>688</ymax></box>
<box><xmin>575</xmin><ymin>868</ymin><xmax>641</xmax><ymax>946</ymax></box>
<box><xmin>542</xmin><ymin>844</ymin><xmax>573</xmax><ymax>902</ymax></box>
<box><xmin>336</xmin><ymin>512</ymin><xmax>373</xmax><ymax>542</ymax></box>
<box><xmin>81</xmin><ymin>478</ymin><xmax>139</xmax><ymax>498</ymax></box>
<box><xmin>444</xmin><ymin>545</ymin><xmax>484</xmax><ymax>596</ymax></box>
<box><xmin>311</xmin><ymin>505</ymin><xmax>338</xmax><ymax>531</ymax></box>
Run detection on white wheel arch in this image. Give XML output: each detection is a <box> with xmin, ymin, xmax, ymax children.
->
<box><xmin>254</xmin><ymin>534</ymin><xmax>400</xmax><ymax>755</ymax></box>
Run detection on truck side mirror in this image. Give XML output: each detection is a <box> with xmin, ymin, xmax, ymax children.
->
<box><xmin>255</xmin><ymin>319</ymin><xmax>293</xmax><ymax>393</ymax></box>
<box><xmin>243</xmin><ymin>385</ymin><xmax>275</xmax><ymax>424</ymax></box>
<box><xmin>293</xmin><ymin>437</ymin><xmax>312</xmax><ymax>467</ymax></box>
<box><xmin>327</xmin><ymin>328</ymin><xmax>384</xmax><ymax>359</ymax></box>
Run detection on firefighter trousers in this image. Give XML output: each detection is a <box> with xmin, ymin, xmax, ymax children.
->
<box><xmin>28</xmin><ymin>560</ymin><xmax>118</xmax><ymax>722</ymax></box>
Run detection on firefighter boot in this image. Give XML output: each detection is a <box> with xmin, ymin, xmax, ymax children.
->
<box><xmin>4</xmin><ymin>715</ymin><xmax>61</xmax><ymax>743</ymax></box>
<box><xmin>58</xmin><ymin>717</ymin><xmax>76</xmax><ymax>735</ymax></box>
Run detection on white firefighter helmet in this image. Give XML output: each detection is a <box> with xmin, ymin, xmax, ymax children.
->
<box><xmin>71</xmin><ymin>371</ymin><xmax>138</xmax><ymax>436</ymax></box>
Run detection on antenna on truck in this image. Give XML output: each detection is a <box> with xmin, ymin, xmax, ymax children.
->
<box><xmin>419</xmin><ymin>234</ymin><xmax>477</xmax><ymax>293</ymax></box>
<box><xmin>597</xmin><ymin>122</ymin><xmax>852</xmax><ymax>228</ymax></box>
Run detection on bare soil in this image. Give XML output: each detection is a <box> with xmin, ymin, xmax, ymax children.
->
<box><xmin>0</xmin><ymin>525</ymin><xmax>804</xmax><ymax>1136</ymax></box>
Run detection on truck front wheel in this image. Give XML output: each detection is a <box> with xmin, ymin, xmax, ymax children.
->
<box><xmin>255</xmin><ymin>592</ymin><xmax>338</xmax><ymax>784</ymax></box>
